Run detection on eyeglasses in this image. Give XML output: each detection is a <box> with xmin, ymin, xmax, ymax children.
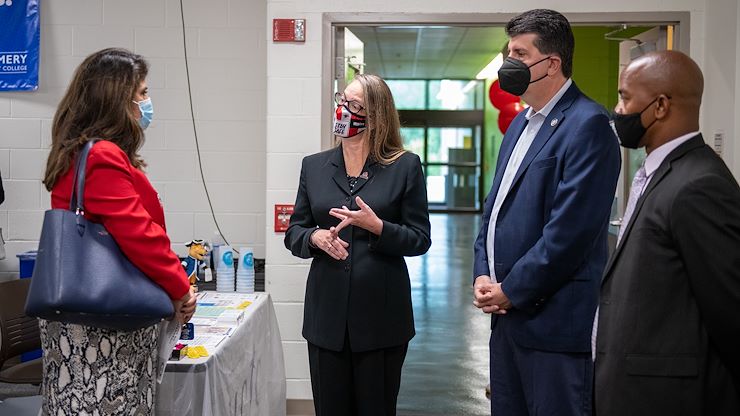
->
<box><xmin>334</xmin><ymin>92</ymin><xmax>365</xmax><ymax>115</ymax></box>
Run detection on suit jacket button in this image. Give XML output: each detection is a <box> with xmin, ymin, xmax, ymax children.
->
<box><xmin>344</xmin><ymin>264</ymin><xmax>350</xmax><ymax>272</ymax></box>
<box><xmin>345</xmin><ymin>197</ymin><xmax>351</xmax><ymax>202</ymax></box>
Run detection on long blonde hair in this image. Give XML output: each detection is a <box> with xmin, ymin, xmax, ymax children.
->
<box><xmin>353</xmin><ymin>74</ymin><xmax>405</xmax><ymax>165</ymax></box>
<box><xmin>43</xmin><ymin>48</ymin><xmax>148</xmax><ymax>191</ymax></box>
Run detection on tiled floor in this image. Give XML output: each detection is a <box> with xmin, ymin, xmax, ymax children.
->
<box><xmin>397</xmin><ymin>213</ymin><xmax>491</xmax><ymax>416</ymax></box>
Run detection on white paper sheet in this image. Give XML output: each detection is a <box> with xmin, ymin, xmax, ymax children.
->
<box><xmin>156</xmin><ymin>318</ymin><xmax>183</xmax><ymax>383</ymax></box>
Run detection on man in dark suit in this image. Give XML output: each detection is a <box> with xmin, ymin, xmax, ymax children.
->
<box><xmin>472</xmin><ymin>9</ymin><xmax>621</xmax><ymax>415</ymax></box>
<box><xmin>594</xmin><ymin>50</ymin><xmax>740</xmax><ymax>415</ymax></box>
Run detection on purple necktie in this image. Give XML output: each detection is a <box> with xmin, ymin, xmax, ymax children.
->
<box><xmin>592</xmin><ymin>165</ymin><xmax>647</xmax><ymax>360</ymax></box>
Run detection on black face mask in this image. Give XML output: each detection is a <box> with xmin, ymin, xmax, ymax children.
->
<box><xmin>497</xmin><ymin>56</ymin><xmax>551</xmax><ymax>96</ymax></box>
<box><xmin>610</xmin><ymin>97</ymin><xmax>663</xmax><ymax>149</ymax></box>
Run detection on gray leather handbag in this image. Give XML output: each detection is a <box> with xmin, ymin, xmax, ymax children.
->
<box><xmin>25</xmin><ymin>140</ymin><xmax>174</xmax><ymax>330</ymax></box>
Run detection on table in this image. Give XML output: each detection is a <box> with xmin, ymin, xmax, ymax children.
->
<box><xmin>0</xmin><ymin>396</ymin><xmax>43</xmax><ymax>416</ymax></box>
<box><xmin>156</xmin><ymin>292</ymin><xmax>286</xmax><ymax>416</ymax></box>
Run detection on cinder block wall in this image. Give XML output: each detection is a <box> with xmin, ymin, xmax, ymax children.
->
<box><xmin>0</xmin><ymin>0</ymin><xmax>267</xmax><ymax>281</ymax></box>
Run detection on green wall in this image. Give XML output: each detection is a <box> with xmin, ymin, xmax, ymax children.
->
<box><xmin>571</xmin><ymin>27</ymin><xmax>621</xmax><ymax>111</ymax></box>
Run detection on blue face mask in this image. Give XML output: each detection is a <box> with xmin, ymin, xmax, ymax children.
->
<box><xmin>134</xmin><ymin>97</ymin><xmax>153</xmax><ymax>130</ymax></box>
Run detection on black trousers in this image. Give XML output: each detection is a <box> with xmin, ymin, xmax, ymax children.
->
<box><xmin>307</xmin><ymin>332</ymin><xmax>408</xmax><ymax>416</ymax></box>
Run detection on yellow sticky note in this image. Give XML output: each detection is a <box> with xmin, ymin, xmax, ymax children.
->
<box><xmin>186</xmin><ymin>346</ymin><xmax>199</xmax><ymax>359</ymax></box>
<box><xmin>186</xmin><ymin>345</ymin><xmax>209</xmax><ymax>358</ymax></box>
<box><xmin>194</xmin><ymin>346</ymin><xmax>209</xmax><ymax>357</ymax></box>
<box><xmin>236</xmin><ymin>301</ymin><xmax>252</xmax><ymax>309</ymax></box>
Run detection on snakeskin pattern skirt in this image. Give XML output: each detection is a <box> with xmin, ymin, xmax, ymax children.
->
<box><xmin>39</xmin><ymin>319</ymin><xmax>158</xmax><ymax>416</ymax></box>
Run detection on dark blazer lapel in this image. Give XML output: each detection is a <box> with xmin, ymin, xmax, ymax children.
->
<box><xmin>602</xmin><ymin>134</ymin><xmax>706</xmax><ymax>281</ymax></box>
<box><xmin>489</xmin><ymin>114</ymin><xmax>528</xmax><ymax>200</ymax></box>
<box><xmin>509</xmin><ymin>83</ymin><xmax>579</xmax><ymax>190</ymax></box>
<box><xmin>639</xmin><ymin>134</ymin><xmax>704</xmax><ymax>201</ymax></box>
<box><xmin>330</xmin><ymin>146</ymin><xmax>351</xmax><ymax>196</ymax></box>
<box><xmin>601</xmin><ymin>163</ymin><xmax>672</xmax><ymax>279</ymax></box>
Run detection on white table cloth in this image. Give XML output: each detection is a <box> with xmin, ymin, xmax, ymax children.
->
<box><xmin>156</xmin><ymin>293</ymin><xmax>286</xmax><ymax>416</ymax></box>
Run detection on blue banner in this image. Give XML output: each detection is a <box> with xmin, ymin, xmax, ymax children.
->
<box><xmin>0</xmin><ymin>0</ymin><xmax>40</xmax><ymax>91</ymax></box>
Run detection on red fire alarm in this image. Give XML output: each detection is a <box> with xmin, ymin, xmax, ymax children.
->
<box><xmin>274</xmin><ymin>204</ymin><xmax>294</xmax><ymax>233</ymax></box>
<box><xmin>273</xmin><ymin>19</ymin><xmax>306</xmax><ymax>42</ymax></box>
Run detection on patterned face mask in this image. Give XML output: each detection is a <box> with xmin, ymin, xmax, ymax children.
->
<box><xmin>332</xmin><ymin>104</ymin><xmax>366</xmax><ymax>138</ymax></box>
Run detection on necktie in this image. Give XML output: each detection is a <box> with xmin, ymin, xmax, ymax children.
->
<box><xmin>617</xmin><ymin>165</ymin><xmax>648</xmax><ymax>245</ymax></box>
<box><xmin>592</xmin><ymin>165</ymin><xmax>647</xmax><ymax>360</ymax></box>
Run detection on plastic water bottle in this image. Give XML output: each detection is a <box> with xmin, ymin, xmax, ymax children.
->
<box><xmin>236</xmin><ymin>247</ymin><xmax>255</xmax><ymax>294</ymax></box>
<box><xmin>210</xmin><ymin>230</ymin><xmax>224</xmax><ymax>284</ymax></box>
<box><xmin>216</xmin><ymin>245</ymin><xmax>235</xmax><ymax>292</ymax></box>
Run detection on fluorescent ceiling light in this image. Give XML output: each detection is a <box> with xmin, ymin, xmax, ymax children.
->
<box><xmin>476</xmin><ymin>53</ymin><xmax>503</xmax><ymax>80</ymax></box>
<box><xmin>376</xmin><ymin>25</ymin><xmax>451</xmax><ymax>30</ymax></box>
<box><xmin>461</xmin><ymin>80</ymin><xmax>478</xmax><ymax>94</ymax></box>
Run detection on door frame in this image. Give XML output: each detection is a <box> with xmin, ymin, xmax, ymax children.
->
<box><xmin>322</xmin><ymin>12</ymin><xmax>690</xmax><ymax>150</ymax></box>
<box><xmin>322</xmin><ymin>12</ymin><xmax>690</xmax><ymax>214</ymax></box>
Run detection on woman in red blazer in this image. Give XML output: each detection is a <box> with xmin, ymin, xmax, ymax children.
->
<box><xmin>40</xmin><ymin>48</ymin><xmax>195</xmax><ymax>415</ymax></box>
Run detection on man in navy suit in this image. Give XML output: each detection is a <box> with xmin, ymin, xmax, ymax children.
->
<box><xmin>472</xmin><ymin>9</ymin><xmax>621</xmax><ymax>415</ymax></box>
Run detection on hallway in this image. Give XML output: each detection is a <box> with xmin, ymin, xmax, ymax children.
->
<box><xmin>398</xmin><ymin>213</ymin><xmax>491</xmax><ymax>416</ymax></box>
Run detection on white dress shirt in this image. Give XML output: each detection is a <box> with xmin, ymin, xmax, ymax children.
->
<box><xmin>486</xmin><ymin>79</ymin><xmax>572</xmax><ymax>281</ymax></box>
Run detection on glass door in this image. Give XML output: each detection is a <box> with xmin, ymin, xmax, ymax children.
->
<box><xmin>401</xmin><ymin>125</ymin><xmax>482</xmax><ymax>211</ymax></box>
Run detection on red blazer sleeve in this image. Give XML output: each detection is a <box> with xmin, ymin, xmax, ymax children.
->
<box><xmin>81</xmin><ymin>142</ymin><xmax>190</xmax><ymax>300</ymax></box>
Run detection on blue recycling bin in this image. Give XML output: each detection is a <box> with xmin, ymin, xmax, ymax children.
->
<box><xmin>16</xmin><ymin>251</ymin><xmax>42</xmax><ymax>362</ymax></box>
<box><xmin>17</xmin><ymin>250</ymin><xmax>37</xmax><ymax>278</ymax></box>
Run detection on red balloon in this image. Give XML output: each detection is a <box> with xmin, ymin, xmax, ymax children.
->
<box><xmin>500</xmin><ymin>101</ymin><xmax>525</xmax><ymax>116</ymax></box>
<box><xmin>489</xmin><ymin>80</ymin><xmax>520</xmax><ymax>110</ymax></box>
<box><xmin>497</xmin><ymin>102</ymin><xmax>526</xmax><ymax>133</ymax></box>
<box><xmin>498</xmin><ymin>112</ymin><xmax>516</xmax><ymax>133</ymax></box>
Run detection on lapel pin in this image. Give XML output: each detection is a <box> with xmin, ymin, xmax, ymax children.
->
<box><xmin>550</xmin><ymin>118</ymin><xmax>558</xmax><ymax>127</ymax></box>
<box><xmin>359</xmin><ymin>171</ymin><xmax>369</xmax><ymax>179</ymax></box>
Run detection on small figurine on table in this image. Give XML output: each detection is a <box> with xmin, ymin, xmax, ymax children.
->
<box><xmin>181</xmin><ymin>239</ymin><xmax>212</xmax><ymax>291</ymax></box>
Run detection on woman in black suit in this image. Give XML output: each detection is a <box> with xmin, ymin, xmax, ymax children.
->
<box><xmin>285</xmin><ymin>74</ymin><xmax>431</xmax><ymax>416</ymax></box>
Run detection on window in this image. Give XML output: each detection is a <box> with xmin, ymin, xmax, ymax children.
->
<box><xmin>401</xmin><ymin>127</ymin><xmax>425</xmax><ymax>163</ymax></box>
<box><xmin>428</xmin><ymin>80</ymin><xmax>483</xmax><ymax>110</ymax></box>
<box><xmin>386</xmin><ymin>80</ymin><xmax>426</xmax><ymax>110</ymax></box>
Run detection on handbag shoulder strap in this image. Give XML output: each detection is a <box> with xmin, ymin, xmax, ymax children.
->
<box><xmin>69</xmin><ymin>139</ymin><xmax>99</xmax><ymax>213</ymax></box>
